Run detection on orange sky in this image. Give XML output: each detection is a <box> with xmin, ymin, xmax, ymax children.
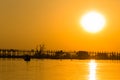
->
<box><xmin>0</xmin><ymin>0</ymin><xmax>120</xmax><ymax>51</ymax></box>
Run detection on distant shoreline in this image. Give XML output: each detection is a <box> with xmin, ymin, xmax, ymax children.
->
<box><xmin>0</xmin><ymin>49</ymin><xmax>120</xmax><ymax>60</ymax></box>
<box><xmin>0</xmin><ymin>56</ymin><xmax>120</xmax><ymax>60</ymax></box>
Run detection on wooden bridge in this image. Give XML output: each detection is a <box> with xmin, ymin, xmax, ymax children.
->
<box><xmin>0</xmin><ymin>49</ymin><xmax>120</xmax><ymax>59</ymax></box>
<box><xmin>0</xmin><ymin>49</ymin><xmax>36</xmax><ymax>57</ymax></box>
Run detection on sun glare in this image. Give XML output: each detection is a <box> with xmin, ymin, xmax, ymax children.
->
<box><xmin>89</xmin><ymin>60</ymin><xmax>97</xmax><ymax>80</ymax></box>
<box><xmin>81</xmin><ymin>11</ymin><xmax>106</xmax><ymax>33</ymax></box>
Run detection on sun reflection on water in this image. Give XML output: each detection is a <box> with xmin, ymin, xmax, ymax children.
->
<box><xmin>89</xmin><ymin>60</ymin><xmax>97</xmax><ymax>80</ymax></box>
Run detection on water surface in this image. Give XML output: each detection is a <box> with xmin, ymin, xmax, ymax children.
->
<box><xmin>0</xmin><ymin>59</ymin><xmax>120</xmax><ymax>80</ymax></box>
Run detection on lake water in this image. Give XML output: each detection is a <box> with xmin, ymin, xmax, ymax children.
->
<box><xmin>0</xmin><ymin>59</ymin><xmax>120</xmax><ymax>80</ymax></box>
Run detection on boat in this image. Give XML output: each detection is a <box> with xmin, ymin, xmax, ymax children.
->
<box><xmin>24</xmin><ymin>55</ymin><xmax>31</xmax><ymax>61</ymax></box>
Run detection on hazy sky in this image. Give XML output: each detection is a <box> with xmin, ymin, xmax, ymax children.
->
<box><xmin>0</xmin><ymin>0</ymin><xmax>120</xmax><ymax>51</ymax></box>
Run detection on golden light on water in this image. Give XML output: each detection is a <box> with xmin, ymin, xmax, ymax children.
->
<box><xmin>89</xmin><ymin>60</ymin><xmax>97</xmax><ymax>80</ymax></box>
<box><xmin>81</xmin><ymin>11</ymin><xmax>106</xmax><ymax>33</ymax></box>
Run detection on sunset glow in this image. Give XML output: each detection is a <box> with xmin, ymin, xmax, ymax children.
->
<box><xmin>1</xmin><ymin>0</ymin><xmax>120</xmax><ymax>52</ymax></box>
<box><xmin>81</xmin><ymin>11</ymin><xmax>106</xmax><ymax>33</ymax></box>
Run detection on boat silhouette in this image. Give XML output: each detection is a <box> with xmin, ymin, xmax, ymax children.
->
<box><xmin>24</xmin><ymin>55</ymin><xmax>31</xmax><ymax>61</ymax></box>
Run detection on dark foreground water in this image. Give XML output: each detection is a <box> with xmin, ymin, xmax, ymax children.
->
<box><xmin>0</xmin><ymin>59</ymin><xmax>120</xmax><ymax>80</ymax></box>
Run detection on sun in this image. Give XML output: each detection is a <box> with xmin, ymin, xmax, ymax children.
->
<box><xmin>80</xmin><ymin>11</ymin><xmax>106</xmax><ymax>33</ymax></box>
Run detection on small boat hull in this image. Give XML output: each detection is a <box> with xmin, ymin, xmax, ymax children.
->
<box><xmin>24</xmin><ymin>55</ymin><xmax>31</xmax><ymax>61</ymax></box>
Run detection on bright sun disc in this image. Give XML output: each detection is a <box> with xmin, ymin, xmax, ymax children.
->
<box><xmin>81</xmin><ymin>11</ymin><xmax>106</xmax><ymax>33</ymax></box>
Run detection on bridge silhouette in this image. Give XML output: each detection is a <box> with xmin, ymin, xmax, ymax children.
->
<box><xmin>0</xmin><ymin>49</ymin><xmax>35</xmax><ymax>58</ymax></box>
<box><xmin>0</xmin><ymin>49</ymin><xmax>120</xmax><ymax>60</ymax></box>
